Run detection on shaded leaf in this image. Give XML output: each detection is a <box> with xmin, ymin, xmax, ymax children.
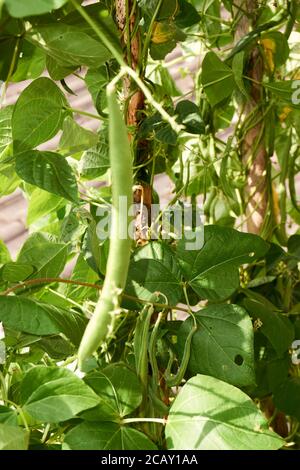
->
<box><xmin>201</xmin><ymin>52</ymin><xmax>235</xmax><ymax>106</ymax></box>
<box><xmin>82</xmin><ymin>363</ymin><xmax>142</xmax><ymax>421</ymax></box>
<box><xmin>0</xmin><ymin>295</ymin><xmax>87</xmax><ymax>344</ymax></box>
<box><xmin>63</xmin><ymin>422</ymin><xmax>157</xmax><ymax>450</ymax></box>
<box><xmin>126</xmin><ymin>242</ymin><xmax>183</xmax><ymax>305</ymax></box>
<box><xmin>273</xmin><ymin>377</ymin><xmax>300</xmax><ymax>421</ymax></box>
<box><xmin>175</xmin><ymin>100</ymin><xmax>205</xmax><ymax>134</ymax></box>
<box><xmin>11</xmin><ymin>41</ymin><xmax>45</xmax><ymax>82</ymax></box>
<box><xmin>243</xmin><ymin>295</ymin><xmax>294</xmax><ymax>356</ymax></box>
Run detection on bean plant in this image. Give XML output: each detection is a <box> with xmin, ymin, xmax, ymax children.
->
<box><xmin>0</xmin><ymin>0</ymin><xmax>300</xmax><ymax>451</ymax></box>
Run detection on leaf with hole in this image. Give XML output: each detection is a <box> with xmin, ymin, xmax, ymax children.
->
<box><xmin>177</xmin><ymin>304</ymin><xmax>255</xmax><ymax>386</ymax></box>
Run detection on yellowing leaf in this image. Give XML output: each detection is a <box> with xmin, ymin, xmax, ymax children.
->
<box><xmin>261</xmin><ymin>38</ymin><xmax>276</xmax><ymax>72</ymax></box>
<box><xmin>152</xmin><ymin>22</ymin><xmax>174</xmax><ymax>44</ymax></box>
<box><xmin>279</xmin><ymin>106</ymin><xmax>292</xmax><ymax>122</ymax></box>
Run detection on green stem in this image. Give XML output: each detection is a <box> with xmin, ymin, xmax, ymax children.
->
<box><xmin>1</xmin><ymin>278</ymin><xmax>190</xmax><ymax>313</ymax></box>
<box><xmin>0</xmin><ymin>36</ymin><xmax>21</xmax><ymax>105</ymax></box>
<box><xmin>141</xmin><ymin>0</ymin><xmax>163</xmax><ymax>72</ymax></box>
<box><xmin>4</xmin><ymin>398</ymin><xmax>30</xmax><ymax>432</ymax></box>
<box><xmin>63</xmin><ymin>106</ymin><xmax>102</xmax><ymax>121</ymax></box>
<box><xmin>0</xmin><ymin>370</ymin><xmax>7</xmax><ymax>402</ymax></box>
<box><xmin>69</xmin><ymin>0</ymin><xmax>125</xmax><ymax>66</ymax></box>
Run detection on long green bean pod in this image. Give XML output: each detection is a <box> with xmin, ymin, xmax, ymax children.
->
<box><xmin>78</xmin><ymin>86</ymin><xmax>133</xmax><ymax>369</ymax></box>
<box><xmin>165</xmin><ymin>324</ymin><xmax>197</xmax><ymax>387</ymax></box>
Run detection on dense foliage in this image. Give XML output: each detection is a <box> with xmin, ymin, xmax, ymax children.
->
<box><xmin>0</xmin><ymin>0</ymin><xmax>299</xmax><ymax>450</ymax></box>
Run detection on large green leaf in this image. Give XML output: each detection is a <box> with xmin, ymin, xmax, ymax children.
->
<box><xmin>28</xmin><ymin>23</ymin><xmax>112</xmax><ymax>68</ymax></box>
<box><xmin>16</xmin><ymin>150</ymin><xmax>78</xmax><ymax>203</ymax></box>
<box><xmin>63</xmin><ymin>422</ymin><xmax>157</xmax><ymax>450</ymax></box>
<box><xmin>4</xmin><ymin>0</ymin><xmax>68</xmax><ymax>17</ymax></box>
<box><xmin>27</xmin><ymin>188</ymin><xmax>66</xmax><ymax>225</ymax></box>
<box><xmin>177</xmin><ymin>225</ymin><xmax>269</xmax><ymax>301</ymax></box>
<box><xmin>20</xmin><ymin>366</ymin><xmax>99</xmax><ymax>423</ymax></box>
<box><xmin>0</xmin><ymin>406</ymin><xmax>18</xmax><ymax>426</ymax></box>
<box><xmin>12</xmin><ymin>77</ymin><xmax>67</xmax><ymax>150</ymax></box>
<box><xmin>201</xmin><ymin>52</ymin><xmax>235</xmax><ymax>106</ymax></box>
<box><xmin>82</xmin><ymin>364</ymin><xmax>142</xmax><ymax>421</ymax></box>
<box><xmin>165</xmin><ymin>374</ymin><xmax>284</xmax><ymax>450</ymax></box>
<box><xmin>273</xmin><ymin>377</ymin><xmax>300</xmax><ymax>421</ymax></box>
<box><xmin>177</xmin><ymin>304</ymin><xmax>255</xmax><ymax>386</ymax></box>
<box><xmin>0</xmin><ymin>424</ymin><xmax>29</xmax><ymax>450</ymax></box>
<box><xmin>59</xmin><ymin>117</ymin><xmax>98</xmax><ymax>156</ymax></box>
<box><xmin>126</xmin><ymin>242</ymin><xmax>183</xmax><ymax>305</ymax></box>
<box><xmin>0</xmin><ymin>262</ymin><xmax>34</xmax><ymax>282</ymax></box>
<box><xmin>17</xmin><ymin>233</ymin><xmax>68</xmax><ymax>279</ymax></box>
<box><xmin>0</xmin><ymin>106</ymin><xmax>13</xmax><ymax>157</ymax></box>
<box><xmin>0</xmin><ymin>296</ymin><xmax>87</xmax><ymax>344</ymax></box>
